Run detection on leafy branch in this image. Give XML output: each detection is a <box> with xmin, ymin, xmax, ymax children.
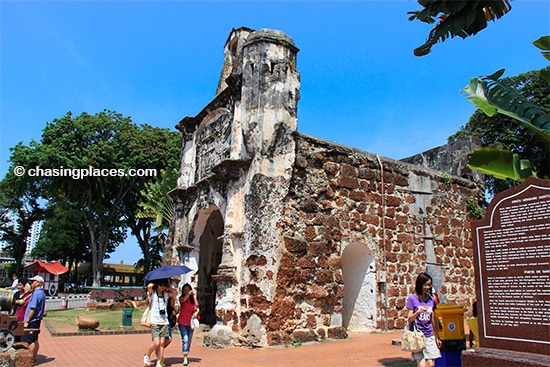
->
<box><xmin>409</xmin><ymin>0</ymin><xmax>512</xmax><ymax>56</ymax></box>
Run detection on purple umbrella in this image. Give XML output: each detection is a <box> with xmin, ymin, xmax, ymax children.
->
<box><xmin>143</xmin><ymin>265</ymin><xmax>192</xmax><ymax>284</ymax></box>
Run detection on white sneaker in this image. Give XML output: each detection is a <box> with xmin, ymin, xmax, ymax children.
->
<box><xmin>143</xmin><ymin>355</ymin><xmax>151</xmax><ymax>367</ymax></box>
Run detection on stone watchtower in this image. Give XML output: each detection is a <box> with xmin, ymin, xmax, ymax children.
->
<box><xmin>170</xmin><ymin>28</ymin><xmax>301</xmax><ymax>346</ymax></box>
<box><xmin>169</xmin><ymin>27</ymin><xmax>483</xmax><ymax>347</ymax></box>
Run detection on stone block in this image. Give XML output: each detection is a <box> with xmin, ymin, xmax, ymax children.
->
<box><xmin>203</xmin><ymin>324</ymin><xmax>238</xmax><ymax>349</ymax></box>
<box><xmin>308</xmin><ymin>241</ymin><xmax>328</xmax><ymax>254</ymax></box>
<box><xmin>240</xmin><ymin>314</ymin><xmax>265</xmax><ymax>347</ymax></box>
<box><xmin>322</xmin><ymin>162</ymin><xmax>339</xmax><ymax>176</ymax></box>
<box><xmin>338</xmin><ymin>176</ymin><xmax>359</xmax><ymax>189</ymax></box>
<box><xmin>291</xmin><ymin>329</ymin><xmax>318</xmax><ymax>343</ymax></box>
<box><xmin>267</xmin><ymin>331</ymin><xmax>291</xmax><ymax>346</ymax></box>
<box><xmin>327</xmin><ymin>326</ymin><xmax>347</xmax><ymax>340</ymax></box>
<box><xmin>75</xmin><ymin>314</ymin><xmax>100</xmax><ymax>329</ymax></box>
<box><xmin>284</xmin><ymin>237</ymin><xmax>307</xmax><ymax>253</ymax></box>
<box><xmin>0</xmin><ymin>348</ymin><xmax>33</xmax><ymax>367</ymax></box>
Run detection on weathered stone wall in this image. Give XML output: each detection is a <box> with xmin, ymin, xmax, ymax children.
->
<box><xmin>270</xmin><ymin>134</ymin><xmax>481</xmax><ymax>343</ymax></box>
<box><xmin>401</xmin><ymin>136</ymin><xmax>484</xmax><ymax>185</ymax></box>
<box><xmin>169</xmin><ymin>27</ymin><xmax>484</xmax><ymax>347</ymax></box>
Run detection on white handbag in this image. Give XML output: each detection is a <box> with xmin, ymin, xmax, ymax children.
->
<box><xmin>190</xmin><ymin>316</ymin><xmax>200</xmax><ymax>329</ymax></box>
<box><xmin>401</xmin><ymin>323</ymin><xmax>426</xmax><ymax>353</ymax></box>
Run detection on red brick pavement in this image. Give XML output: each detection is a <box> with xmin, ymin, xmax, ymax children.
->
<box><xmin>36</xmin><ymin>326</ymin><xmax>414</xmax><ymax>367</ymax></box>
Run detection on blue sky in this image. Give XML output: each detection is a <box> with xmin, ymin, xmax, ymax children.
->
<box><xmin>1</xmin><ymin>1</ymin><xmax>548</xmax><ymax>263</ymax></box>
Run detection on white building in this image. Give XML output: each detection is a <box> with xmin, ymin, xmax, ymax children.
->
<box><xmin>26</xmin><ymin>220</ymin><xmax>43</xmax><ymax>254</ymax></box>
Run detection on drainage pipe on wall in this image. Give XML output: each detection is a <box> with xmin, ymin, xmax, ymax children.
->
<box><xmin>376</xmin><ymin>155</ymin><xmax>388</xmax><ymax>332</ymax></box>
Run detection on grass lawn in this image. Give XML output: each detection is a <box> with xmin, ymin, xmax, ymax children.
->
<box><xmin>44</xmin><ymin>307</ymin><xmax>146</xmax><ymax>333</ymax></box>
<box><xmin>43</xmin><ymin>307</ymin><xmax>207</xmax><ymax>344</ymax></box>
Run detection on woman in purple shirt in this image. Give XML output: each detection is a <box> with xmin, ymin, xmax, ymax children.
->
<box><xmin>406</xmin><ymin>273</ymin><xmax>441</xmax><ymax>367</ymax></box>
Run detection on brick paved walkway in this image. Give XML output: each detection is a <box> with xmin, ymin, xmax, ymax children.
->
<box><xmin>36</xmin><ymin>325</ymin><xmax>414</xmax><ymax>366</ymax></box>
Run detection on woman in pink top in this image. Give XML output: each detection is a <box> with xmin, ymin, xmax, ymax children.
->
<box><xmin>177</xmin><ymin>284</ymin><xmax>199</xmax><ymax>366</ymax></box>
<box><xmin>15</xmin><ymin>282</ymin><xmax>32</xmax><ymax>322</ymax></box>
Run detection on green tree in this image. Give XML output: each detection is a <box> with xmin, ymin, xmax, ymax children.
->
<box><xmin>4</xmin><ymin>110</ymin><xmax>181</xmax><ymax>285</ymax></box>
<box><xmin>449</xmin><ymin>67</ymin><xmax>550</xmax><ymax>195</ymax></box>
<box><xmin>409</xmin><ymin>0</ymin><xmax>512</xmax><ymax>56</ymax></box>
<box><xmin>0</xmin><ymin>194</ymin><xmax>43</xmax><ymax>276</ymax></box>
<box><xmin>32</xmin><ymin>202</ymin><xmax>92</xmax><ymax>280</ymax></box>
<box><xmin>0</xmin><ymin>150</ymin><xmax>44</xmax><ymax>275</ymax></box>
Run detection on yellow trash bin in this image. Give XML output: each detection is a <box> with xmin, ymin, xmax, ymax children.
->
<box><xmin>435</xmin><ymin>303</ymin><xmax>466</xmax><ymax>340</ymax></box>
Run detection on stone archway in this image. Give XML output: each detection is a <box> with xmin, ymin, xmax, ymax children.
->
<box><xmin>341</xmin><ymin>241</ymin><xmax>377</xmax><ymax>331</ymax></box>
<box><xmin>195</xmin><ymin>208</ymin><xmax>224</xmax><ymax>327</ymax></box>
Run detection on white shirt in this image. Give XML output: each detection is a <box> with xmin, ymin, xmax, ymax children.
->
<box><xmin>11</xmin><ymin>279</ymin><xmax>18</xmax><ymax>293</ymax></box>
<box><xmin>149</xmin><ymin>290</ymin><xmax>169</xmax><ymax>325</ymax></box>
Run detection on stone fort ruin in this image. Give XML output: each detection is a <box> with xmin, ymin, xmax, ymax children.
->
<box><xmin>167</xmin><ymin>27</ymin><xmax>484</xmax><ymax>347</ymax></box>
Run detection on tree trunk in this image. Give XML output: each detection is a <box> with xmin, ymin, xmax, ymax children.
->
<box><xmin>84</xmin><ymin>215</ymin><xmax>102</xmax><ymax>287</ymax></box>
<box><xmin>130</xmin><ymin>218</ymin><xmax>152</xmax><ymax>274</ymax></box>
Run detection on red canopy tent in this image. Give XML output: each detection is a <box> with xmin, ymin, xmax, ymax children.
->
<box><xmin>25</xmin><ymin>260</ymin><xmax>68</xmax><ymax>296</ymax></box>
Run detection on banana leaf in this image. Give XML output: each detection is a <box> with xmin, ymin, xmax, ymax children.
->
<box><xmin>462</xmin><ymin>69</ymin><xmax>550</xmax><ymax>142</ymax></box>
<box><xmin>533</xmin><ymin>36</ymin><xmax>550</xmax><ymax>62</ymax></box>
<box><xmin>410</xmin><ymin>0</ymin><xmax>511</xmax><ymax>56</ymax></box>
<box><xmin>467</xmin><ymin>148</ymin><xmax>535</xmax><ymax>182</ymax></box>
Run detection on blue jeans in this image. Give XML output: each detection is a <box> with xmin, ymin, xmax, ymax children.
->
<box><xmin>178</xmin><ymin>324</ymin><xmax>194</xmax><ymax>354</ymax></box>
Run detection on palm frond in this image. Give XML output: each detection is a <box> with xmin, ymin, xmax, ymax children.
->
<box><xmin>136</xmin><ymin>168</ymin><xmax>178</xmax><ymax>231</ymax></box>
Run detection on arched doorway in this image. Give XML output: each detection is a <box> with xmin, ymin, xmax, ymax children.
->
<box><xmin>341</xmin><ymin>241</ymin><xmax>377</xmax><ymax>331</ymax></box>
<box><xmin>196</xmin><ymin>208</ymin><xmax>224</xmax><ymax>327</ymax></box>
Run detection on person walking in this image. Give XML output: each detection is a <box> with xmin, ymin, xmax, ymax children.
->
<box><xmin>22</xmin><ymin>275</ymin><xmax>46</xmax><ymax>361</ymax></box>
<box><xmin>144</xmin><ymin>279</ymin><xmax>176</xmax><ymax>367</ymax></box>
<box><xmin>406</xmin><ymin>273</ymin><xmax>441</xmax><ymax>367</ymax></box>
<box><xmin>158</xmin><ymin>285</ymin><xmax>177</xmax><ymax>367</ymax></box>
<box><xmin>177</xmin><ymin>283</ymin><xmax>199</xmax><ymax>366</ymax></box>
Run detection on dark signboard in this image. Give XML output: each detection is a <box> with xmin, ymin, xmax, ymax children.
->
<box><xmin>472</xmin><ymin>177</ymin><xmax>550</xmax><ymax>355</ymax></box>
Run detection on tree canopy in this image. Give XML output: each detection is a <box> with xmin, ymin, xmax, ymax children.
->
<box><xmin>2</xmin><ymin>110</ymin><xmax>181</xmax><ymax>285</ymax></box>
